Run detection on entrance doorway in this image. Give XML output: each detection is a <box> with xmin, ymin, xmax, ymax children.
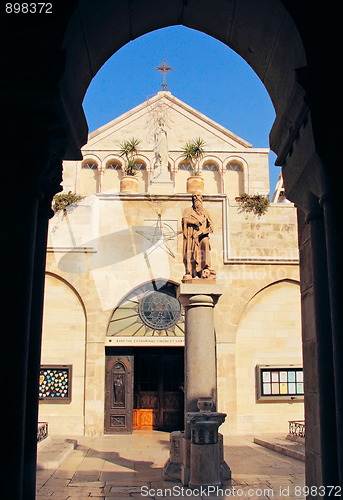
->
<box><xmin>105</xmin><ymin>347</ymin><xmax>184</xmax><ymax>434</ymax></box>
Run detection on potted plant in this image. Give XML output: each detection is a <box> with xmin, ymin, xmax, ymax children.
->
<box><xmin>119</xmin><ymin>137</ymin><xmax>141</xmax><ymax>193</ymax></box>
<box><xmin>235</xmin><ymin>193</ymin><xmax>270</xmax><ymax>216</ymax></box>
<box><xmin>52</xmin><ymin>191</ymin><xmax>85</xmax><ymax>216</ymax></box>
<box><xmin>181</xmin><ymin>137</ymin><xmax>206</xmax><ymax>194</ymax></box>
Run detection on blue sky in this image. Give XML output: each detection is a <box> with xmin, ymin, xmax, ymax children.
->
<box><xmin>83</xmin><ymin>26</ymin><xmax>280</xmax><ymax>193</ymax></box>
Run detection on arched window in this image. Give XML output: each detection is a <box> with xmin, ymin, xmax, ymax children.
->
<box><xmin>226</xmin><ymin>164</ymin><xmax>242</xmax><ymax>172</ymax></box>
<box><xmin>201</xmin><ymin>161</ymin><xmax>221</xmax><ymax>194</ymax></box>
<box><xmin>103</xmin><ymin>160</ymin><xmax>123</xmax><ymax>192</ymax></box>
<box><xmin>175</xmin><ymin>162</ymin><xmax>193</xmax><ymax>193</ymax></box>
<box><xmin>225</xmin><ymin>162</ymin><xmax>244</xmax><ymax>197</ymax></box>
<box><xmin>107</xmin><ymin>280</ymin><xmax>185</xmax><ymax>338</ymax></box>
<box><xmin>106</xmin><ymin>162</ymin><xmax>122</xmax><ymax>170</ymax></box>
<box><xmin>82</xmin><ymin>161</ymin><xmax>98</xmax><ymax>170</ymax></box>
<box><xmin>203</xmin><ymin>163</ymin><xmax>218</xmax><ymax>171</ymax></box>
<box><xmin>133</xmin><ymin>161</ymin><xmax>149</xmax><ymax>192</ymax></box>
<box><xmin>135</xmin><ymin>163</ymin><xmax>146</xmax><ymax>170</ymax></box>
<box><xmin>80</xmin><ymin>160</ymin><xmax>100</xmax><ymax>195</ymax></box>
<box><xmin>178</xmin><ymin>163</ymin><xmax>192</xmax><ymax>171</ymax></box>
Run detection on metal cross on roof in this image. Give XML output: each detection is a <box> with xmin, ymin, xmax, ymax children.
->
<box><xmin>155</xmin><ymin>60</ymin><xmax>174</xmax><ymax>90</ymax></box>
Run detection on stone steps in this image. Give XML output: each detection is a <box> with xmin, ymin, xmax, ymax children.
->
<box><xmin>253</xmin><ymin>435</ymin><xmax>305</xmax><ymax>462</ymax></box>
<box><xmin>36</xmin><ymin>437</ymin><xmax>78</xmax><ymax>470</ymax></box>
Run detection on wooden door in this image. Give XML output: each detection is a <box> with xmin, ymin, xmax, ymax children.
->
<box><xmin>134</xmin><ymin>347</ymin><xmax>184</xmax><ymax>432</ymax></box>
<box><xmin>161</xmin><ymin>351</ymin><xmax>184</xmax><ymax>431</ymax></box>
<box><xmin>105</xmin><ymin>355</ymin><xmax>133</xmax><ymax>434</ymax></box>
<box><xmin>134</xmin><ymin>352</ymin><xmax>160</xmax><ymax>430</ymax></box>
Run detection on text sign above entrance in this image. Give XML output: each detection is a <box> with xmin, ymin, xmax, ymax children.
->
<box><xmin>106</xmin><ymin>336</ymin><xmax>184</xmax><ymax>346</ymax></box>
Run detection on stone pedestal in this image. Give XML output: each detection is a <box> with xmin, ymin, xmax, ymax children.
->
<box><xmin>163</xmin><ymin>282</ymin><xmax>231</xmax><ymax>487</ymax></box>
<box><xmin>188</xmin><ymin>412</ymin><xmax>227</xmax><ymax>488</ymax></box>
<box><xmin>149</xmin><ymin>169</ymin><xmax>174</xmax><ymax>194</ymax></box>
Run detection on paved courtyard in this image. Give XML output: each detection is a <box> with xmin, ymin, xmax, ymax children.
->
<box><xmin>36</xmin><ymin>432</ymin><xmax>305</xmax><ymax>499</ymax></box>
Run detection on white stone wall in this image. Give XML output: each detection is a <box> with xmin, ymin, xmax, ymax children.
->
<box><xmin>39</xmin><ymin>274</ymin><xmax>86</xmax><ymax>435</ymax></box>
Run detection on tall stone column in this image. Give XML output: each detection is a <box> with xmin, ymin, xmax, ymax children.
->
<box><xmin>179</xmin><ymin>283</ymin><xmax>222</xmax><ymax>434</ymax></box>
<box><xmin>23</xmin><ymin>157</ymin><xmax>63</xmax><ymax>498</ymax></box>
<box><xmin>163</xmin><ymin>282</ymin><xmax>231</xmax><ymax>487</ymax></box>
<box><xmin>298</xmin><ymin>205</ymin><xmax>340</xmax><ymax>488</ymax></box>
<box><xmin>321</xmin><ymin>198</ymin><xmax>343</xmax><ymax>484</ymax></box>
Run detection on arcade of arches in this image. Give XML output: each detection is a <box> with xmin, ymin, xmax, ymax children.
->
<box><xmin>2</xmin><ymin>1</ymin><xmax>343</xmax><ymax>498</ymax></box>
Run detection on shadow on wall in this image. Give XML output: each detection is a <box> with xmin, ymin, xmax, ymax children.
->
<box><xmin>57</xmin><ymin>226</ymin><xmax>167</xmax><ymax>273</ymax></box>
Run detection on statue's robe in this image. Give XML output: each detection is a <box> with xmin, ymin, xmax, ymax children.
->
<box><xmin>182</xmin><ymin>207</ymin><xmax>213</xmax><ymax>276</ymax></box>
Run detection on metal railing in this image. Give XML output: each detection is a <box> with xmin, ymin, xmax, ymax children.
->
<box><xmin>37</xmin><ymin>422</ymin><xmax>48</xmax><ymax>443</ymax></box>
<box><xmin>289</xmin><ymin>420</ymin><xmax>305</xmax><ymax>438</ymax></box>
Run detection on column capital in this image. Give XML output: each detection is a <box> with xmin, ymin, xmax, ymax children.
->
<box><xmin>178</xmin><ymin>282</ymin><xmax>223</xmax><ymax>308</ymax></box>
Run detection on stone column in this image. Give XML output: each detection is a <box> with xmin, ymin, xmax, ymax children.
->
<box><xmin>4</xmin><ymin>192</ymin><xmax>40</xmax><ymax>500</ymax></box>
<box><xmin>163</xmin><ymin>282</ymin><xmax>231</xmax><ymax>487</ymax></box>
<box><xmin>23</xmin><ymin>198</ymin><xmax>52</xmax><ymax>498</ymax></box>
<box><xmin>178</xmin><ymin>283</ymin><xmax>222</xmax><ymax>435</ymax></box>
<box><xmin>298</xmin><ymin>206</ymin><xmax>340</xmax><ymax>488</ymax></box>
<box><xmin>321</xmin><ymin>198</ymin><xmax>343</xmax><ymax>484</ymax></box>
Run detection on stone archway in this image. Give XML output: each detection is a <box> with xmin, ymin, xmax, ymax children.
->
<box><xmin>3</xmin><ymin>1</ymin><xmax>343</xmax><ymax>497</ymax></box>
<box><xmin>235</xmin><ymin>280</ymin><xmax>302</xmax><ymax>435</ymax></box>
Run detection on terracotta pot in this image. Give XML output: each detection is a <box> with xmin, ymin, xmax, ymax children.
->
<box><xmin>186</xmin><ymin>176</ymin><xmax>204</xmax><ymax>194</ymax></box>
<box><xmin>120</xmin><ymin>175</ymin><xmax>138</xmax><ymax>193</ymax></box>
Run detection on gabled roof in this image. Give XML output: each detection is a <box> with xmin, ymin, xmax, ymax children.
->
<box><xmin>83</xmin><ymin>91</ymin><xmax>252</xmax><ymax>152</ymax></box>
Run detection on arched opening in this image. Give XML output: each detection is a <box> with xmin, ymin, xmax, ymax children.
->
<box><xmin>201</xmin><ymin>160</ymin><xmax>222</xmax><ymax>194</ymax></box>
<box><xmin>59</xmin><ymin>5</ymin><xmax>334</xmax><ymax>480</ymax></box>
<box><xmin>134</xmin><ymin>159</ymin><xmax>149</xmax><ymax>193</ymax></box>
<box><xmin>105</xmin><ymin>280</ymin><xmax>184</xmax><ymax>433</ymax></box>
<box><xmin>225</xmin><ymin>160</ymin><xmax>246</xmax><ymax>198</ymax></box>
<box><xmin>4</xmin><ymin>1</ymin><xmax>343</xmax><ymax>497</ymax></box>
<box><xmin>80</xmin><ymin>156</ymin><xmax>100</xmax><ymax>194</ymax></box>
<box><xmin>103</xmin><ymin>157</ymin><xmax>124</xmax><ymax>192</ymax></box>
<box><xmin>235</xmin><ymin>280</ymin><xmax>302</xmax><ymax>434</ymax></box>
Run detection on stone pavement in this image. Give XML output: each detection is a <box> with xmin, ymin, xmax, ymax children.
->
<box><xmin>36</xmin><ymin>432</ymin><xmax>305</xmax><ymax>499</ymax></box>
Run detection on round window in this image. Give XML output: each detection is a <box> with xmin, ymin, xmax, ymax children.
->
<box><xmin>138</xmin><ymin>291</ymin><xmax>181</xmax><ymax>330</ymax></box>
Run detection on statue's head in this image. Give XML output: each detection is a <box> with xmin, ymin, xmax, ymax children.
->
<box><xmin>192</xmin><ymin>194</ymin><xmax>203</xmax><ymax>209</ymax></box>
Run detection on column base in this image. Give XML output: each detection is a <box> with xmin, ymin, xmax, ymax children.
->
<box><xmin>163</xmin><ymin>431</ymin><xmax>231</xmax><ymax>487</ymax></box>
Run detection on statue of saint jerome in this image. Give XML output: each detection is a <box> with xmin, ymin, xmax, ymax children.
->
<box><xmin>182</xmin><ymin>194</ymin><xmax>216</xmax><ymax>280</ymax></box>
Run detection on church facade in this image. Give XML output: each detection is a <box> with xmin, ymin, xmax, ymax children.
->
<box><xmin>39</xmin><ymin>91</ymin><xmax>303</xmax><ymax>437</ymax></box>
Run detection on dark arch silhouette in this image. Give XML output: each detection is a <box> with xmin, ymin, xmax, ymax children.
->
<box><xmin>2</xmin><ymin>2</ymin><xmax>343</xmax><ymax>497</ymax></box>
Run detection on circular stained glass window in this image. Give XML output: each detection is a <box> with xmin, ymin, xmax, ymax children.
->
<box><xmin>138</xmin><ymin>291</ymin><xmax>181</xmax><ymax>330</ymax></box>
<box><xmin>107</xmin><ymin>281</ymin><xmax>185</xmax><ymax>337</ymax></box>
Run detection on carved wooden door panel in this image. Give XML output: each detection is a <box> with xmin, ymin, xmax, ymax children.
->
<box><xmin>133</xmin><ymin>347</ymin><xmax>184</xmax><ymax>431</ymax></box>
<box><xmin>162</xmin><ymin>352</ymin><xmax>184</xmax><ymax>431</ymax></box>
<box><xmin>162</xmin><ymin>392</ymin><xmax>184</xmax><ymax>431</ymax></box>
<box><xmin>134</xmin><ymin>352</ymin><xmax>160</xmax><ymax>430</ymax></box>
<box><xmin>105</xmin><ymin>355</ymin><xmax>133</xmax><ymax>434</ymax></box>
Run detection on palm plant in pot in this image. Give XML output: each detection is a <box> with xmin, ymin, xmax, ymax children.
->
<box><xmin>181</xmin><ymin>137</ymin><xmax>206</xmax><ymax>194</ymax></box>
<box><xmin>119</xmin><ymin>137</ymin><xmax>141</xmax><ymax>192</ymax></box>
